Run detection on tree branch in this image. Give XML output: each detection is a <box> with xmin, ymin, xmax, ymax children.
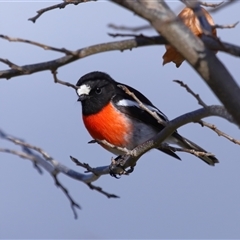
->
<box><xmin>28</xmin><ymin>0</ymin><xmax>95</xmax><ymax>23</ymax></box>
<box><xmin>111</xmin><ymin>0</ymin><xmax>240</xmax><ymax>127</ymax></box>
<box><xmin>164</xmin><ymin>144</ymin><xmax>215</xmax><ymax>158</ymax></box>
<box><xmin>174</xmin><ymin>79</ymin><xmax>240</xmax><ymax>146</ymax></box>
<box><xmin>108</xmin><ymin>23</ymin><xmax>151</xmax><ymax>32</ymax></box>
<box><xmin>109</xmin><ymin>105</ymin><xmax>234</xmax><ymax>174</ymax></box>
<box><xmin>0</xmin><ymin>34</ymin><xmax>75</xmax><ymax>55</ymax></box>
<box><xmin>0</xmin><ymin>129</ymin><xmax>119</xmax><ymax>218</ymax></box>
<box><xmin>173</xmin><ymin>79</ymin><xmax>207</xmax><ymax>107</ymax></box>
<box><xmin>200</xmin><ymin>1</ymin><xmax>223</xmax><ymax>8</ymax></box>
<box><xmin>1</xmin><ymin>33</ymin><xmax>240</xmax><ymax>80</ymax></box>
<box><xmin>209</xmin><ymin>0</ymin><xmax>238</xmax><ymax>13</ymax></box>
<box><xmin>198</xmin><ymin>120</ymin><xmax>240</xmax><ymax>145</ymax></box>
<box><xmin>0</xmin><ymin>35</ymin><xmax>166</xmax><ymax>79</ymax></box>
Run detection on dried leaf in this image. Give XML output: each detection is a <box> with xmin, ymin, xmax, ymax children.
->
<box><xmin>162</xmin><ymin>7</ymin><xmax>217</xmax><ymax>68</ymax></box>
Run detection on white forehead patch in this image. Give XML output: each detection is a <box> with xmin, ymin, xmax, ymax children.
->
<box><xmin>116</xmin><ymin>99</ymin><xmax>169</xmax><ymax>121</ymax></box>
<box><xmin>77</xmin><ymin>84</ymin><xmax>91</xmax><ymax>96</ymax></box>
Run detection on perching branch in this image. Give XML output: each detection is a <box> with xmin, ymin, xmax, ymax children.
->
<box><xmin>110</xmin><ymin>105</ymin><xmax>235</xmax><ymax>174</ymax></box>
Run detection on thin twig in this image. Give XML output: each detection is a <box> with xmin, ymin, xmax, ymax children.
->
<box><xmin>117</xmin><ymin>84</ymin><xmax>166</xmax><ymax>125</ymax></box>
<box><xmin>70</xmin><ymin>156</ymin><xmax>99</xmax><ymax>174</ymax></box>
<box><xmin>200</xmin><ymin>1</ymin><xmax>224</xmax><ymax>8</ymax></box>
<box><xmin>92</xmin><ymin>139</ymin><xmax>131</xmax><ymax>154</ymax></box>
<box><xmin>0</xmin><ymin>34</ymin><xmax>75</xmax><ymax>55</ymax></box>
<box><xmin>0</xmin><ymin>148</ymin><xmax>40</xmax><ymax>163</ymax></box>
<box><xmin>198</xmin><ymin>120</ymin><xmax>240</xmax><ymax>145</ymax></box>
<box><xmin>173</xmin><ymin>80</ymin><xmax>240</xmax><ymax>146</ymax></box>
<box><xmin>213</xmin><ymin>21</ymin><xmax>239</xmax><ymax>29</ymax></box>
<box><xmin>108</xmin><ymin>33</ymin><xmax>161</xmax><ymax>44</ymax></box>
<box><xmin>0</xmin><ymin>129</ymin><xmax>118</xmax><ymax>201</ymax></box>
<box><xmin>70</xmin><ymin>155</ymin><xmax>120</xmax><ymax>197</ymax></box>
<box><xmin>108</xmin><ymin>23</ymin><xmax>151</xmax><ymax>32</ymax></box>
<box><xmin>0</xmin><ymin>147</ymin><xmax>80</xmax><ymax>218</ymax></box>
<box><xmin>109</xmin><ymin>33</ymin><xmax>145</xmax><ymax>38</ymax></box>
<box><xmin>165</xmin><ymin>145</ymin><xmax>215</xmax><ymax>158</ymax></box>
<box><xmin>209</xmin><ymin>0</ymin><xmax>238</xmax><ymax>13</ymax></box>
<box><xmin>28</xmin><ymin>0</ymin><xmax>94</xmax><ymax>23</ymax></box>
<box><xmin>2</xmin><ymin>131</ymin><xmax>57</xmax><ymax>165</ymax></box>
<box><xmin>173</xmin><ymin>80</ymin><xmax>207</xmax><ymax>107</ymax></box>
<box><xmin>53</xmin><ymin>174</ymin><xmax>81</xmax><ymax>219</ymax></box>
<box><xmin>0</xmin><ymin>58</ymin><xmax>27</xmax><ymax>72</ymax></box>
<box><xmin>52</xmin><ymin>70</ymin><xmax>78</xmax><ymax>90</ymax></box>
<box><xmin>87</xmin><ymin>183</ymin><xmax>119</xmax><ymax>198</ymax></box>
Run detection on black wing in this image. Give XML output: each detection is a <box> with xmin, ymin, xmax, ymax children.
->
<box><xmin>113</xmin><ymin>82</ymin><xmax>169</xmax><ymax>131</ymax></box>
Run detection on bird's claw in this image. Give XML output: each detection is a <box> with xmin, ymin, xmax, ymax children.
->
<box><xmin>109</xmin><ymin>155</ymin><xmax>135</xmax><ymax>178</ymax></box>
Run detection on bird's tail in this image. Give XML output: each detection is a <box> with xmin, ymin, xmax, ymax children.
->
<box><xmin>173</xmin><ymin>133</ymin><xmax>219</xmax><ymax>166</ymax></box>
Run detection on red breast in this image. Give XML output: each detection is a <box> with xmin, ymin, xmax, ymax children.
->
<box><xmin>82</xmin><ymin>102</ymin><xmax>132</xmax><ymax>147</ymax></box>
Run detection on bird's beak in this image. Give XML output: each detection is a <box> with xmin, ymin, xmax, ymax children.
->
<box><xmin>77</xmin><ymin>94</ymin><xmax>87</xmax><ymax>102</ymax></box>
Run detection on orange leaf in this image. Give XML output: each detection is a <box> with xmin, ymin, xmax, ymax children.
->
<box><xmin>162</xmin><ymin>7</ymin><xmax>217</xmax><ymax>68</ymax></box>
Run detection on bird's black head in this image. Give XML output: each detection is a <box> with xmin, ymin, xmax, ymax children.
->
<box><xmin>76</xmin><ymin>71</ymin><xmax>117</xmax><ymax>115</ymax></box>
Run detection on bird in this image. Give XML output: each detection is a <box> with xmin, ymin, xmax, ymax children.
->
<box><xmin>76</xmin><ymin>71</ymin><xmax>219</xmax><ymax>166</ymax></box>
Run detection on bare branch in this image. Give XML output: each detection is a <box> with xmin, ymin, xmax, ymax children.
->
<box><xmin>70</xmin><ymin>156</ymin><xmax>100</xmax><ymax>174</ymax></box>
<box><xmin>0</xmin><ymin>146</ymin><xmax>80</xmax><ymax>218</ymax></box>
<box><xmin>0</xmin><ymin>35</ymin><xmax>166</xmax><ymax>79</ymax></box>
<box><xmin>108</xmin><ymin>23</ymin><xmax>151</xmax><ymax>32</ymax></box>
<box><xmin>173</xmin><ymin>80</ymin><xmax>207</xmax><ymax>107</ymax></box>
<box><xmin>28</xmin><ymin>0</ymin><xmax>94</xmax><ymax>23</ymax></box>
<box><xmin>198</xmin><ymin>120</ymin><xmax>240</xmax><ymax>145</ymax></box>
<box><xmin>0</xmin><ymin>148</ymin><xmax>41</xmax><ymax>164</ymax></box>
<box><xmin>0</xmin><ymin>58</ymin><xmax>26</xmax><ymax>72</ymax></box>
<box><xmin>0</xmin><ymin>33</ymin><xmax>240</xmax><ymax>80</ymax></box>
<box><xmin>0</xmin><ymin>129</ymin><xmax>119</xmax><ymax>212</ymax></box>
<box><xmin>0</xmin><ymin>34</ymin><xmax>75</xmax><ymax>55</ymax></box>
<box><xmin>209</xmin><ymin>0</ymin><xmax>238</xmax><ymax>13</ymax></box>
<box><xmin>53</xmin><ymin>174</ymin><xmax>81</xmax><ymax>219</ymax></box>
<box><xmin>213</xmin><ymin>21</ymin><xmax>239</xmax><ymax>29</ymax></box>
<box><xmin>201</xmin><ymin>35</ymin><xmax>240</xmax><ymax>57</ymax></box>
<box><xmin>92</xmin><ymin>139</ymin><xmax>131</xmax><ymax>154</ymax></box>
<box><xmin>87</xmin><ymin>183</ymin><xmax>120</xmax><ymax>199</ymax></box>
<box><xmin>2</xmin><ymin>130</ymin><xmax>57</xmax><ymax>166</ymax></box>
<box><xmin>173</xmin><ymin>80</ymin><xmax>240</xmax><ymax>146</ymax></box>
<box><xmin>118</xmin><ymin>84</ymin><xmax>166</xmax><ymax>125</ymax></box>
<box><xmin>52</xmin><ymin>70</ymin><xmax>78</xmax><ymax>90</ymax></box>
<box><xmin>164</xmin><ymin>145</ymin><xmax>215</xmax><ymax>158</ymax></box>
<box><xmin>200</xmin><ymin>1</ymin><xmax>224</xmax><ymax>8</ymax></box>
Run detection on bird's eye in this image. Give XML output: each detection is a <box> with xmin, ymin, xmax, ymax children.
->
<box><xmin>95</xmin><ymin>88</ymin><xmax>102</xmax><ymax>94</ymax></box>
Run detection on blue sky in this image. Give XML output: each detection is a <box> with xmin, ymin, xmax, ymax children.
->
<box><xmin>1</xmin><ymin>1</ymin><xmax>240</xmax><ymax>239</ymax></box>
